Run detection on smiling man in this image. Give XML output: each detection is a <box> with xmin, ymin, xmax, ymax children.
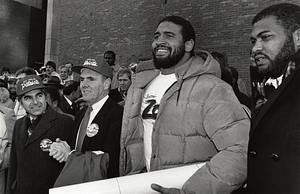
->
<box><xmin>49</xmin><ymin>57</ymin><xmax>123</xmax><ymax>179</ymax></box>
<box><xmin>7</xmin><ymin>75</ymin><xmax>73</xmax><ymax>194</ymax></box>
<box><xmin>120</xmin><ymin>16</ymin><xmax>250</xmax><ymax>194</ymax></box>
<box><xmin>248</xmin><ymin>3</ymin><xmax>300</xmax><ymax>194</ymax></box>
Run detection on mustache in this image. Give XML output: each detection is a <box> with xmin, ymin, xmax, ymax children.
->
<box><xmin>154</xmin><ymin>44</ymin><xmax>171</xmax><ymax>51</ymax></box>
<box><xmin>251</xmin><ymin>52</ymin><xmax>270</xmax><ymax>60</ymax></box>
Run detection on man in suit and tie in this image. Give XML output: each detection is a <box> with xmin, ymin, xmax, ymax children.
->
<box><xmin>50</xmin><ymin>56</ymin><xmax>123</xmax><ymax>179</ymax></box>
<box><xmin>109</xmin><ymin>68</ymin><xmax>132</xmax><ymax>106</ymax></box>
<box><xmin>248</xmin><ymin>3</ymin><xmax>300</xmax><ymax>193</ymax></box>
<box><xmin>59</xmin><ymin>80</ymin><xmax>81</xmax><ymax>116</ymax></box>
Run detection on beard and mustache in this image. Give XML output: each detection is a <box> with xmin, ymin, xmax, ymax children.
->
<box><xmin>252</xmin><ymin>34</ymin><xmax>295</xmax><ymax>78</ymax></box>
<box><xmin>152</xmin><ymin>43</ymin><xmax>186</xmax><ymax>69</ymax></box>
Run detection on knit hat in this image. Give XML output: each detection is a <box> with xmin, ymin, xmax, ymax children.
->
<box><xmin>72</xmin><ymin>57</ymin><xmax>113</xmax><ymax>79</ymax></box>
<box><xmin>16</xmin><ymin>75</ymin><xmax>45</xmax><ymax>96</ymax></box>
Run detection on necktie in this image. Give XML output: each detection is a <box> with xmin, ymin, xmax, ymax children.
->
<box><xmin>76</xmin><ymin>106</ymin><xmax>92</xmax><ymax>152</ymax></box>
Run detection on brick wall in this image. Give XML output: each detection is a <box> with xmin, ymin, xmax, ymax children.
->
<box><xmin>58</xmin><ymin>0</ymin><xmax>300</xmax><ymax>92</ymax></box>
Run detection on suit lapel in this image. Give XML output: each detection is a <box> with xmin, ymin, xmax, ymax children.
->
<box><xmin>81</xmin><ymin>98</ymin><xmax>113</xmax><ymax>151</ymax></box>
<box><xmin>61</xmin><ymin>96</ymin><xmax>73</xmax><ymax>113</ymax></box>
<box><xmin>19</xmin><ymin>117</ymin><xmax>31</xmax><ymax>147</ymax></box>
<box><xmin>25</xmin><ymin>107</ymin><xmax>55</xmax><ymax>147</ymax></box>
<box><xmin>251</xmin><ymin>67</ymin><xmax>300</xmax><ymax>136</ymax></box>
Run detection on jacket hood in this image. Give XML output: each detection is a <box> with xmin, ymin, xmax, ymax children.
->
<box><xmin>175</xmin><ymin>50</ymin><xmax>221</xmax><ymax>80</ymax></box>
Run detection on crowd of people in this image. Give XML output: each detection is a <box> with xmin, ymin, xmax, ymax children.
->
<box><xmin>0</xmin><ymin>2</ymin><xmax>300</xmax><ymax>194</ymax></box>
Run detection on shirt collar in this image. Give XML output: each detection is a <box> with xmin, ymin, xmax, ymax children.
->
<box><xmin>63</xmin><ymin>95</ymin><xmax>73</xmax><ymax>106</ymax></box>
<box><xmin>90</xmin><ymin>95</ymin><xmax>109</xmax><ymax>114</ymax></box>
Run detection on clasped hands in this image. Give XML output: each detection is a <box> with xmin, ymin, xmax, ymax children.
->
<box><xmin>48</xmin><ymin>139</ymin><xmax>181</xmax><ymax>193</ymax></box>
<box><xmin>49</xmin><ymin>138</ymin><xmax>71</xmax><ymax>163</ymax></box>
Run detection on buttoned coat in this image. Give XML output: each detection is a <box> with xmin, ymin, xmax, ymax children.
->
<box><xmin>70</xmin><ymin>97</ymin><xmax>123</xmax><ymax>178</ymax></box>
<box><xmin>248</xmin><ymin>65</ymin><xmax>300</xmax><ymax>194</ymax></box>
<box><xmin>7</xmin><ymin>107</ymin><xmax>73</xmax><ymax>194</ymax></box>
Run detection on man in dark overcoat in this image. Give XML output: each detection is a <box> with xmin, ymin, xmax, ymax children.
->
<box><xmin>248</xmin><ymin>3</ymin><xmax>300</xmax><ymax>194</ymax></box>
<box><xmin>7</xmin><ymin>75</ymin><xmax>73</xmax><ymax>194</ymax></box>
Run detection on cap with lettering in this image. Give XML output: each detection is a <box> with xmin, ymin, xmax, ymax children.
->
<box><xmin>72</xmin><ymin>57</ymin><xmax>113</xmax><ymax>79</ymax></box>
<box><xmin>16</xmin><ymin>75</ymin><xmax>45</xmax><ymax>96</ymax></box>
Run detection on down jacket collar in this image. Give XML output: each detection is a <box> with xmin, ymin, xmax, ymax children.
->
<box><xmin>135</xmin><ymin>50</ymin><xmax>221</xmax><ymax>88</ymax></box>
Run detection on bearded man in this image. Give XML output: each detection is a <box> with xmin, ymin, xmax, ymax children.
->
<box><xmin>120</xmin><ymin>16</ymin><xmax>250</xmax><ymax>194</ymax></box>
<box><xmin>248</xmin><ymin>3</ymin><xmax>300</xmax><ymax>194</ymax></box>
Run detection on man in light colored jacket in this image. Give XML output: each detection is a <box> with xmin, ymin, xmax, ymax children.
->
<box><xmin>120</xmin><ymin>16</ymin><xmax>250</xmax><ymax>194</ymax></box>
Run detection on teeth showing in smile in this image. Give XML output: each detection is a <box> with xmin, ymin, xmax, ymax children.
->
<box><xmin>156</xmin><ymin>48</ymin><xmax>169</xmax><ymax>54</ymax></box>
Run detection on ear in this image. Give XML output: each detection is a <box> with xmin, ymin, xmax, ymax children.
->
<box><xmin>185</xmin><ymin>39</ymin><xmax>195</xmax><ymax>52</ymax></box>
<box><xmin>293</xmin><ymin>28</ymin><xmax>300</xmax><ymax>50</ymax></box>
<box><xmin>104</xmin><ymin>78</ymin><xmax>111</xmax><ymax>90</ymax></box>
<box><xmin>53</xmin><ymin>100</ymin><xmax>58</xmax><ymax>108</ymax></box>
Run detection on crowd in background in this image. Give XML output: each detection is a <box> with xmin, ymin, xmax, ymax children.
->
<box><xmin>1</xmin><ymin>2</ymin><xmax>300</xmax><ymax>194</ymax></box>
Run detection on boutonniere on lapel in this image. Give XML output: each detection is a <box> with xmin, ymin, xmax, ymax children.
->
<box><xmin>40</xmin><ymin>138</ymin><xmax>53</xmax><ymax>152</ymax></box>
<box><xmin>86</xmin><ymin>123</ymin><xmax>99</xmax><ymax>137</ymax></box>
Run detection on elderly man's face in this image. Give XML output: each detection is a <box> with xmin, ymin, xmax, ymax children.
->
<box><xmin>20</xmin><ymin>89</ymin><xmax>47</xmax><ymax>119</ymax></box>
<box><xmin>80</xmin><ymin>68</ymin><xmax>109</xmax><ymax>104</ymax></box>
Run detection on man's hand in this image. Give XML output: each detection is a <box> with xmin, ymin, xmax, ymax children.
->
<box><xmin>151</xmin><ymin>183</ymin><xmax>180</xmax><ymax>194</ymax></box>
<box><xmin>49</xmin><ymin>138</ymin><xmax>71</xmax><ymax>163</ymax></box>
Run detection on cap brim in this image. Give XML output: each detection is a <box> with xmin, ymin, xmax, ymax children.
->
<box><xmin>18</xmin><ymin>85</ymin><xmax>46</xmax><ymax>96</ymax></box>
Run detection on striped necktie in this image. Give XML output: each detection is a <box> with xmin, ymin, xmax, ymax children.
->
<box><xmin>76</xmin><ymin>105</ymin><xmax>93</xmax><ymax>152</ymax></box>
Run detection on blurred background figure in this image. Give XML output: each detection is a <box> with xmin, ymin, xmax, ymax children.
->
<box><xmin>211</xmin><ymin>51</ymin><xmax>249</xmax><ymax>96</ymax></box>
<box><xmin>39</xmin><ymin>66</ymin><xmax>46</xmax><ymax>75</ymax></box>
<box><xmin>0</xmin><ymin>79</ymin><xmax>13</xmax><ymax>109</ymax></box>
<box><xmin>39</xmin><ymin>74</ymin><xmax>50</xmax><ymax>84</ymax></box>
<box><xmin>211</xmin><ymin>51</ymin><xmax>232</xmax><ymax>84</ymax></box>
<box><xmin>109</xmin><ymin>68</ymin><xmax>132</xmax><ymax>106</ymax></box>
<box><xmin>75</xmin><ymin>98</ymin><xmax>87</xmax><ymax>111</ymax></box>
<box><xmin>58</xmin><ymin>65</ymin><xmax>71</xmax><ymax>85</ymax></box>
<box><xmin>0</xmin><ymin>112</ymin><xmax>8</xmax><ymax>194</ymax></box>
<box><xmin>44</xmin><ymin>76</ymin><xmax>64</xmax><ymax>94</ymax></box>
<box><xmin>7</xmin><ymin>77</ymin><xmax>17</xmax><ymax>102</ymax></box>
<box><xmin>128</xmin><ymin>62</ymin><xmax>137</xmax><ymax>81</ymax></box>
<box><xmin>45</xmin><ymin>86</ymin><xmax>75</xmax><ymax>120</ymax></box>
<box><xmin>60</xmin><ymin>80</ymin><xmax>81</xmax><ymax>117</ymax></box>
<box><xmin>45</xmin><ymin>61</ymin><xmax>61</xmax><ymax>80</ymax></box>
<box><xmin>0</xmin><ymin>67</ymin><xmax>11</xmax><ymax>83</ymax></box>
<box><xmin>65</xmin><ymin>62</ymin><xmax>80</xmax><ymax>82</ymax></box>
<box><xmin>104</xmin><ymin>50</ymin><xmax>122</xmax><ymax>89</ymax></box>
<box><xmin>227</xmin><ymin>66</ymin><xmax>251</xmax><ymax>109</ymax></box>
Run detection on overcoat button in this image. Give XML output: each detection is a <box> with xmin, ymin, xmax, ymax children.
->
<box><xmin>271</xmin><ymin>153</ymin><xmax>279</xmax><ymax>161</ymax></box>
<box><xmin>249</xmin><ymin>151</ymin><xmax>257</xmax><ymax>158</ymax></box>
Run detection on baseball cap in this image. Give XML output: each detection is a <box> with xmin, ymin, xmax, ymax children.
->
<box><xmin>16</xmin><ymin>75</ymin><xmax>45</xmax><ymax>96</ymax></box>
<box><xmin>72</xmin><ymin>57</ymin><xmax>113</xmax><ymax>79</ymax></box>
